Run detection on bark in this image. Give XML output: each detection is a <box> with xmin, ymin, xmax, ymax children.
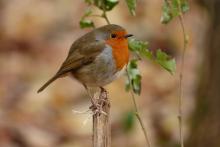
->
<box><xmin>93</xmin><ymin>90</ymin><xmax>110</xmax><ymax>147</ymax></box>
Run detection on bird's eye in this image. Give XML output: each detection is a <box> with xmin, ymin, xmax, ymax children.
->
<box><xmin>111</xmin><ymin>34</ymin><xmax>117</xmax><ymax>38</ymax></box>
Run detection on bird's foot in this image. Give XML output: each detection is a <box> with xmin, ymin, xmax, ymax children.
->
<box><xmin>89</xmin><ymin>87</ymin><xmax>109</xmax><ymax>116</ymax></box>
<box><xmin>89</xmin><ymin>102</ymin><xmax>107</xmax><ymax>116</ymax></box>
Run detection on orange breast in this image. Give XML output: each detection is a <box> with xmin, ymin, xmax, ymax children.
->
<box><xmin>106</xmin><ymin>38</ymin><xmax>129</xmax><ymax>70</ymax></box>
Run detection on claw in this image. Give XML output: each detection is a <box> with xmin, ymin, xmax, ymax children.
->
<box><xmin>92</xmin><ymin>108</ymin><xmax>107</xmax><ymax>116</ymax></box>
<box><xmin>89</xmin><ymin>101</ymin><xmax>108</xmax><ymax>116</ymax></box>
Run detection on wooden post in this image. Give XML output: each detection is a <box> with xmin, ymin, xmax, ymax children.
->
<box><xmin>93</xmin><ymin>89</ymin><xmax>110</xmax><ymax>147</ymax></box>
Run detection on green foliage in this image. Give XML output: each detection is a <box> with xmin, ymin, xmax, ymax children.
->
<box><xmin>125</xmin><ymin>0</ymin><xmax>137</xmax><ymax>16</ymax></box>
<box><xmin>126</xmin><ymin>60</ymin><xmax>142</xmax><ymax>95</ymax></box>
<box><xmin>122</xmin><ymin>111</ymin><xmax>135</xmax><ymax>132</ymax></box>
<box><xmin>80</xmin><ymin>9</ymin><xmax>95</xmax><ymax>29</ymax></box>
<box><xmin>80</xmin><ymin>0</ymin><xmax>119</xmax><ymax>28</ymax></box>
<box><xmin>161</xmin><ymin>0</ymin><xmax>189</xmax><ymax>24</ymax></box>
<box><xmin>128</xmin><ymin>38</ymin><xmax>152</xmax><ymax>59</ymax></box>
<box><xmin>128</xmin><ymin>39</ymin><xmax>176</xmax><ymax>74</ymax></box>
<box><xmin>161</xmin><ymin>1</ymin><xmax>172</xmax><ymax>24</ymax></box>
<box><xmin>85</xmin><ymin>0</ymin><xmax>119</xmax><ymax>11</ymax></box>
<box><xmin>181</xmin><ymin>0</ymin><xmax>190</xmax><ymax>13</ymax></box>
<box><xmin>80</xmin><ymin>19</ymin><xmax>95</xmax><ymax>29</ymax></box>
<box><xmin>155</xmin><ymin>49</ymin><xmax>176</xmax><ymax>74</ymax></box>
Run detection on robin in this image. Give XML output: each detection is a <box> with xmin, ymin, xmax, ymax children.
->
<box><xmin>38</xmin><ymin>24</ymin><xmax>133</xmax><ymax>111</ymax></box>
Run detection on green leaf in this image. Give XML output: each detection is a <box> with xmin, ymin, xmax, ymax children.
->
<box><xmin>126</xmin><ymin>59</ymin><xmax>142</xmax><ymax>95</ymax></box>
<box><xmin>128</xmin><ymin>38</ymin><xmax>153</xmax><ymax>59</ymax></box>
<box><xmin>160</xmin><ymin>0</ymin><xmax>173</xmax><ymax>24</ymax></box>
<box><xmin>79</xmin><ymin>19</ymin><xmax>95</xmax><ymax>29</ymax></box>
<box><xmin>128</xmin><ymin>39</ymin><xmax>176</xmax><ymax>75</ymax></box>
<box><xmin>181</xmin><ymin>0</ymin><xmax>190</xmax><ymax>12</ymax></box>
<box><xmin>104</xmin><ymin>0</ymin><xmax>119</xmax><ymax>11</ymax></box>
<box><xmin>161</xmin><ymin>0</ymin><xmax>189</xmax><ymax>24</ymax></box>
<box><xmin>125</xmin><ymin>0</ymin><xmax>137</xmax><ymax>16</ymax></box>
<box><xmin>155</xmin><ymin>49</ymin><xmax>176</xmax><ymax>74</ymax></box>
<box><xmin>122</xmin><ymin>111</ymin><xmax>135</xmax><ymax>132</ymax></box>
<box><xmin>93</xmin><ymin>0</ymin><xmax>119</xmax><ymax>11</ymax></box>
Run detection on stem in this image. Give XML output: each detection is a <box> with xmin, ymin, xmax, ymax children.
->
<box><xmin>177</xmin><ymin>1</ymin><xmax>188</xmax><ymax>147</ymax></box>
<box><xmin>178</xmin><ymin>13</ymin><xmax>187</xmax><ymax>147</ymax></box>
<box><xmin>126</xmin><ymin>69</ymin><xmax>151</xmax><ymax>147</ymax></box>
<box><xmin>163</xmin><ymin>1</ymin><xmax>188</xmax><ymax>146</ymax></box>
<box><xmin>102</xmin><ymin>9</ymin><xmax>110</xmax><ymax>24</ymax></box>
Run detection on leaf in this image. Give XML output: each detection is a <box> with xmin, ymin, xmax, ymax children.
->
<box><xmin>181</xmin><ymin>0</ymin><xmax>190</xmax><ymax>12</ymax></box>
<box><xmin>128</xmin><ymin>39</ymin><xmax>176</xmax><ymax>75</ymax></box>
<box><xmin>171</xmin><ymin>0</ymin><xmax>180</xmax><ymax>17</ymax></box>
<box><xmin>160</xmin><ymin>0</ymin><xmax>173</xmax><ymax>24</ymax></box>
<box><xmin>161</xmin><ymin>0</ymin><xmax>189</xmax><ymax>24</ymax></box>
<box><xmin>122</xmin><ymin>111</ymin><xmax>135</xmax><ymax>132</ymax></box>
<box><xmin>79</xmin><ymin>19</ymin><xmax>95</xmax><ymax>29</ymax></box>
<box><xmin>155</xmin><ymin>49</ymin><xmax>176</xmax><ymax>74</ymax></box>
<box><xmin>125</xmin><ymin>0</ymin><xmax>137</xmax><ymax>16</ymax></box>
<box><xmin>104</xmin><ymin>0</ymin><xmax>119</xmax><ymax>11</ymax></box>
<box><xmin>126</xmin><ymin>59</ymin><xmax>142</xmax><ymax>95</ymax></box>
<box><xmin>128</xmin><ymin>38</ymin><xmax>153</xmax><ymax>59</ymax></box>
<box><xmin>93</xmin><ymin>0</ymin><xmax>119</xmax><ymax>11</ymax></box>
<box><xmin>160</xmin><ymin>1</ymin><xmax>171</xmax><ymax>24</ymax></box>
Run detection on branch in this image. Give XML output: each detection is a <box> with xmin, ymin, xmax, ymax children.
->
<box><xmin>102</xmin><ymin>11</ymin><xmax>110</xmax><ymax>25</ymax></box>
<box><xmin>177</xmin><ymin>12</ymin><xmax>187</xmax><ymax>147</ymax></box>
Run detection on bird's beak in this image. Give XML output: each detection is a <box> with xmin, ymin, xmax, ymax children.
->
<box><xmin>124</xmin><ymin>34</ymin><xmax>133</xmax><ymax>38</ymax></box>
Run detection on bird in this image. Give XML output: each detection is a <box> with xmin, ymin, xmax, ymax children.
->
<box><xmin>37</xmin><ymin>24</ymin><xmax>133</xmax><ymax>111</ymax></box>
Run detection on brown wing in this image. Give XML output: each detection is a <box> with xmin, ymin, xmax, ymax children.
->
<box><xmin>37</xmin><ymin>40</ymin><xmax>105</xmax><ymax>93</ymax></box>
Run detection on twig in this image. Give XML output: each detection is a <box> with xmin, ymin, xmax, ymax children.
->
<box><xmin>177</xmin><ymin>13</ymin><xmax>187</xmax><ymax>147</ymax></box>
<box><xmin>176</xmin><ymin>1</ymin><xmax>188</xmax><ymax>147</ymax></box>
<box><xmin>126</xmin><ymin>69</ymin><xmax>151</xmax><ymax>147</ymax></box>
<box><xmin>163</xmin><ymin>1</ymin><xmax>188</xmax><ymax>146</ymax></box>
<box><xmin>102</xmin><ymin>9</ymin><xmax>110</xmax><ymax>25</ymax></box>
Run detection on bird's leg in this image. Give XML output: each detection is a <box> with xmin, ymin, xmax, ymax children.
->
<box><xmin>84</xmin><ymin>85</ymin><xmax>98</xmax><ymax>107</ymax></box>
<box><xmin>100</xmin><ymin>87</ymin><xmax>108</xmax><ymax>97</ymax></box>
<box><xmin>84</xmin><ymin>85</ymin><xmax>106</xmax><ymax>115</ymax></box>
<box><xmin>94</xmin><ymin>87</ymin><xmax>109</xmax><ymax>115</ymax></box>
<box><xmin>99</xmin><ymin>87</ymin><xmax>108</xmax><ymax>104</ymax></box>
<box><xmin>88</xmin><ymin>92</ymin><xmax>97</xmax><ymax>108</ymax></box>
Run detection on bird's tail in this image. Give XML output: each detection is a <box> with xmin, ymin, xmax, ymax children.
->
<box><xmin>37</xmin><ymin>75</ymin><xmax>59</xmax><ymax>93</ymax></box>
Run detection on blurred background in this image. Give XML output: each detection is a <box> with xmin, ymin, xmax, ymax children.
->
<box><xmin>0</xmin><ymin>0</ymin><xmax>219</xmax><ymax>147</ymax></box>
